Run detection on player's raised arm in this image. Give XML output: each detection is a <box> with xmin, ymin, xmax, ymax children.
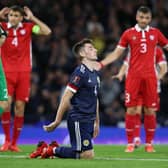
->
<box><xmin>43</xmin><ymin>89</ymin><xmax>74</xmax><ymax>132</ymax></box>
<box><xmin>24</xmin><ymin>6</ymin><xmax>51</xmax><ymax>35</ymax></box>
<box><xmin>0</xmin><ymin>7</ymin><xmax>10</xmax><ymax>20</ymax></box>
<box><xmin>101</xmin><ymin>47</ymin><xmax>124</xmax><ymax>67</ymax></box>
<box><xmin>93</xmin><ymin>47</ymin><xmax>124</xmax><ymax>71</ymax></box>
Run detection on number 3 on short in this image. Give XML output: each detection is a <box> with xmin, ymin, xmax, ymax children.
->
<box><xmin>12</xmin><ymin>37</ymin><xmax>18</xmax><ymax>46</ymax></box>
<box><xmin>125</xmin><ymin>92</ymin><xmax>130</xmax><ymax>103</ymax></box>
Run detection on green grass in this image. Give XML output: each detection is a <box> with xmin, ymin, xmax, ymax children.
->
<box><xmin>0</xmin><ymin>145</ymin><xmax>168</xmax><ymax>168</ymax></box>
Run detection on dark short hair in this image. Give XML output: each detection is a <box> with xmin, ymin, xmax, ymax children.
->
<box><xmin>10</xmin><ymin>5</ymin><xmax>25</xmax><ymax>16</ymax></box>
<box><xmin>72</xmin><ymin>38</ymin><xmax>93</xmax><ymax>57</ymax></box>
<box><xmin>137</xmin><ymin>6</ymin><xmax>152</xmax><ymax>14</ymax></box>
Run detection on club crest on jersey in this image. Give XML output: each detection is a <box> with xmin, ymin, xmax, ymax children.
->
<box><xmin>149</xmin><ymin>35</ymin><xmax>154</xmax><ymax>40</ymax></box>
<box><xmin>80</xmin><ymin>65</ymin><xmax>86</xmax><ymax>73</ymax></box>
<box><xmin>132</xmin><ymin>36</ymin><xmax>136</xmax><ymax>40</ymax></box>
<box><xmin>83</xmin><ymin>140</ymin><xmax>90</xmax><ymax>146</ymax></box>
<box><xmin>20</xmin><ymin>29</ymin><xmax>26</xmax><ymax>35</ymax></box>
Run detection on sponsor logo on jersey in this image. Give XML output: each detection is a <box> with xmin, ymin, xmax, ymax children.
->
<box><xmin>132</xmin><ymin>36</ymin><xmax>136</xmax><ymax>40</ymax></box>
<box><xmin>88</xmin><ymin>78</ymin><xmax>92</xmax><ymax>83</ymax></box>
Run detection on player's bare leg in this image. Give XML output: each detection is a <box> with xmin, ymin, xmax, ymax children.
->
<box><xmin>125</xmin><ymin>107</ymin><xmax>136</xmax><ymax>152</ymax></box>
<box><xmin>80</xmin><ymin>150</ymin><xmax>94</xmax><ymax>159</ymax></box>
<box><xmin>0</xmin><ymin>101</ymin><xmax>8</xmax><ymax>115</ymax></box>
<box><xmin>9</xmin><ymin>100</ymin><xmax>25</xmax><ymax>152</ymax></box>
<box><xmin>144</xmin><ymin>107</ymin><xmax>156</xmax><ymax>152</ymax></box>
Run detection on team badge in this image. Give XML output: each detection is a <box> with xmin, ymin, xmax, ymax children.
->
<box><xmin>149</xmin><ymin>35</ymin><xmax>154</xmax><ymax>40</ymax></box>
<box><xmin>83</xmin><ymin>140</ymin><xmax>90</xmax><ymax>146</ymax></box>
<box><xmin>72</xmin><ymin>76</ymin><xmax>80</xmax><ymax>84</ymax></box>
<box><xmin>20</xmin><ymin>29</ymin><xmax>26</xmax><ymax>35</ymax></box>
<box><xmin>132</xmin><ymin>36</ymin><xmax>136</xmax><ymax>40</ymax></box>
<box><xmin>80</xmin><ymin>65</ymin><xmax>85</xmax><ymax>73</ymax></box>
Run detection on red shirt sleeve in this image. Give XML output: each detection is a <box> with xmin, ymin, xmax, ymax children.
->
<box><xmin>157</xmin><ymin>29</ymin><xmax>168</xmax><ymax>48</ymax></box>
<box><xmin>156</xmin><ymin>47</ymin><xmax>166</xmax><ymax>64</ymax></box>
<box><xmin>118</xmin><ymin>30</ymin><xmax>129</xmax><ymax>49</ymax></box>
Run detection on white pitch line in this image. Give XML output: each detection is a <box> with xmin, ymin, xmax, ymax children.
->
<box><xmin>95</xmin><ymin>157</ymin><xmax>168</xmax><ymax>162</ymax></box>
<box><xmin>0</xmin><ymin>155</ymin><xmax>168</xmax><ymax>162</ymax></box>
<box><xmin>0</xmin><ymin>155</ymin><xmax>28</xmax><ymax>158</ymax></box>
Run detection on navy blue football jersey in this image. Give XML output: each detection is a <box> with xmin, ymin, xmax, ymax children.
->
<box><xmin>67</xmin><ymin>64</ymin><xmax>100</xmax><ymax>122</ymax></box>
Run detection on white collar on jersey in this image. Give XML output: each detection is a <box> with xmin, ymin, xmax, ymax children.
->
<box><xmin>7</xmin><ymin>22</ymin><xmax>23</xmax><ymax>29</ymax></box>
<box><xmin>135</xmin><ymin>24</ymin><xmax>150</xmax><ymax>32</ymax></box>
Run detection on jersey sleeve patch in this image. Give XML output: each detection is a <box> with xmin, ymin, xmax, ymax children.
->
<box><xmin>32</xmin><ymin>25</ymin><xmax>40</xmax><ymax>34</ymax></box>
<box><xmin>67</xmin><ymin>67</ymin><xmax>84</xmax><ymax>93</ymax></box>
<box><xmin>67</xmin><ymin>75</ymin><xmax>81</xmax><ymax>93</ymax></box>
<box><xmin>67</xmin><ymin>83</ymin><xmax>78</xmax><ymax>93</ymax></box>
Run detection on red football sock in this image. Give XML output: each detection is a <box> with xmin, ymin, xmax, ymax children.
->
<box><xmin>1</xmin><ymin>112</ymin><xmax>11</xmax><ymax>142</ymax></box>
<box><xmin>11</xmin><ymin>116</ymin><xmax>24</xmax><ymax>146</ymax></box>
<box><xmin>125</xmin><ymin>114</ymin><xmax>136</xmax><ymax>144</ymax></box>
<box><xmin>134</xmin><ymin>114</ymin><xmax>141</xmax><ymax>138</ymax></box>
<box><xmin>144</xmin><ymin>115</ymin><xmax>156</xmax><ymax>144</ymax></box>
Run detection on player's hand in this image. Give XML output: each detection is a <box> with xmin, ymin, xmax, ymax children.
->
<box><xmin>24</xmin><ymin>6</ymin><xmax>34</xmax><ymax>20</ymax></box>
<box><xmin>112</xmin><ymin>74</ymin><xmax>123</xmax><ymax>81</ymax></box>
<box><xmin>43</xmin><ymin>121</ymin><xmax>59</xmax><ymax>132</ymax></box>
<box><xmin>93</xmin><ymin>122</ymin><xmax>99</xmax><ymax>138</ymax></box>
<box><xmin>93</xmin><ymin>61</ymin><xmax>103</xmax><ymax>71</ymax></box>
<box><xmin>0</xmin><ymin>7</ymin><xmax>10</xmax><ymax>20</ymax></box>
<box><xmin>157</xmin><ymin>73</ymin><xmax>163</xmax><ymax>81</ymax></box>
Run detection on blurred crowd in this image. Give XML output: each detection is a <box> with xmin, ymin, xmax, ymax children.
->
<box><xmin>1</xmin><ymin>0</ymin><xmax>168</xmax><ymax>126</ymax></box>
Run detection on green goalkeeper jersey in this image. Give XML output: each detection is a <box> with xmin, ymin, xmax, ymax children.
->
<box><xmin>0</xmin><ymin>58</ymin><xmax>8</xmax><ymax>100</ymax></box>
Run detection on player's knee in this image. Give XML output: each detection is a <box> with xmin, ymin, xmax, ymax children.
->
<box><xmin>127</xmin><ymin>107</ymin><xmax>136</xmax><ymax>115</ymax></box>
<box><xmin>0</xmin><ymin>101</ymin><xmax>9</xmax><ymax>111</ymax></box>
<box><xmin>15</xmin><ymin>101</ymin><xmax>25</xmax><ymax>115</ymax></box>
<box><xmin>144</xmin><ymin>107</ymin><xmax>156</xmax><ymax>115</ymax></box>
<box><xmin>81</xmin><ymin>150</ymin><xmax>94</xmax><ymax>159</ymax></box>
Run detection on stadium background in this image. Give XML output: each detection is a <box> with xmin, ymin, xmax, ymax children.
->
<box><xmin>0</xmin><ymin>0</ymin><xmax>168</xmax><ymax>145</ymax></box>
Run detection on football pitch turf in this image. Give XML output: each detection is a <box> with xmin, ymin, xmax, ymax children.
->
<box><xmin>0</xmin><ymin>145</ymin><xmax>167</xmax><ymax>168</ymax></box>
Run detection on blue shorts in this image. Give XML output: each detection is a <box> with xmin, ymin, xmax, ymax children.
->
<box><xmin>67</xmin><ymin>117</ymin><xmax>94</xmax><ymax>152</ymax></box>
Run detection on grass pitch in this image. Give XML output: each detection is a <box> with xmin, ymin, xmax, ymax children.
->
<box><xmin>0</xmin><ymin>145</ymin><xmax>167</xmax><ymax>168</ymax></box>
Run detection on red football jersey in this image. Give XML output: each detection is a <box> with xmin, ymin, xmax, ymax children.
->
<box><xmin>118</xmin><ymin>24</ymin><xmax>168</xmax><ymax>77</ymax></box>
<box><xmin>124</xmin><ymin>47</ymin><xmax>166</xmax><ymax>66</ymax></box>
<box><xmin>1</xmin><ymin>22</ymin><xmax>34</xmax><ymax>72</ymax></box>
<box><xmin>155</xmin><ymin>47</ymin><xmax>166</xmax><ymax>64</ymax></box>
